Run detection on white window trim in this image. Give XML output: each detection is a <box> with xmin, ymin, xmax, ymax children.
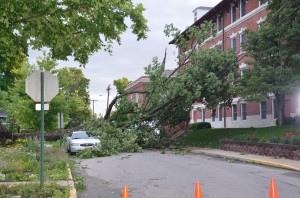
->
<box><xmin>135</xmin><ymin>93</ymin><xmax>139</xmax><ymax>103</ymax></box>
<box><xmin>130</xmin><ymin>94</ymin><xmax>133</xmax><ymax>101</ymax></box>
<box><xmin>191</xmin><ymin>110</ymin><xmax>195</xmax><ymax>123</ymax></box>
<box><xmin>214</xmin><ymin>3</ymin><xmax>267</xmax><ymax>38</ymax></box>
<box><xmin>238</xmin><ymin>27</ymin><xmax>247</xmax><ymax>34</ymax></box>
<box><xmin>256</xmin><ymin>16</ymin><xmax>266</xmax><ymax>24</ymax></box>
<box><xmin>239</xmin><ymin>62</ymin><xmax>247</xmax><ymax>69</ymax></box>
<box><xmin>259</xmin><ymin>0</ymin><xmax>268</xmax><ymax>7</ymax></box>
<box><xmin>229</xmin><ymin>32</ymin><xmax>237</xmax><ymax>39</ymax></box>
<box><xmin>239</xmin><ymin>29</ymin><xmax>247</xmax><ymax>54</ymax></box>
<box><xmin>231</xmin><ymin>36</ymin><xmax>237</xmax><ymax>52</ymax></box>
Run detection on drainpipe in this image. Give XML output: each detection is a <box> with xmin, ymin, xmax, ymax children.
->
<box><xmin>222</xmin><ymin>12</ymin><xmax>227</xmax><ymax>128</ymax></box>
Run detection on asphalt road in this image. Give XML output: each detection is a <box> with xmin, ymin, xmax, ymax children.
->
<box><xmin>74</xmin><ymin>151</ymin><xmax>300</xmax><ymax>198</ymax></box>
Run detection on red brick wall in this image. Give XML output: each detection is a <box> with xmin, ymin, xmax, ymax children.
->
<box><xmin>220</xmin><ymin>140</ymin><xmax>300</xmax><ymax>160</ymax></box>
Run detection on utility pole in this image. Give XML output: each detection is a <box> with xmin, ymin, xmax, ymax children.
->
<box><xmin>91</xmin><ymin>99</ymin><xmax>98</xmax><ymax>116</ymax></box>
<box><xmin>106</xmin><ymin>84</ymin><xmax>111</xmax><ymax>110</ymax></box>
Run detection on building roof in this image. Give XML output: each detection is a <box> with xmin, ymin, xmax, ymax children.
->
<box><xmin>192</xmin><ymin>6</ymin><xmax>213</xmax><ymax>12</ymax></box>
<box><xmin>125</xmin><ymin>76</ymin><xmax>149</xmax><ymax>91</ymax></box>
<box><xmin>169</xmin><ymin>0</ymin><xmax>231</xmax><ymax>44</ymax></box>
<box><xmin>163</xmin><ymin>69</ymin><xmax>177</xmax><ymax>77</ymax></box>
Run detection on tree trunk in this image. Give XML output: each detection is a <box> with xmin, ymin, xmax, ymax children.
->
<box><xmin>275</xmin><ymin>93</ymin><xmax>285</xmax><ymax>126</ymax></box>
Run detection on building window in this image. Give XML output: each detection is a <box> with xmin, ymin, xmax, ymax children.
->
<box><xmin>135</xmin><ymin>93</ymin><xmax>139</xmax><ymax>103</ymax></box>
<box><xmin>240</xmin><ymin>0</ymin><xmax>246</xmax><ymax>17</ymax></box>
<box><xmin>259</xmin><ymin>0</ymin><xmax>267</xmax><ymax>6</ymax></box>
<box><xmin>240</xmin><ymin>32</ymin><xmax>246</xmax><ymax>52</ymax></box>
<box><xmin>232</xmin><ymin>104</ymin><xmax>237</xmax><ymax>120</ymax></box>
<box><xmin>231</xmin><ymin>37</ymin><xmax>237</xmax><ymax>53</ymax></box>
<box><xmin>241</xmin><ymin>103</ymin><xmax>247</xmax><ymax>120</ymax></box>
<box><xmin>231</xmin><ymin>3</ymin><xmax>237</xmax><ymax>23</ymax></box>
<box><xmin>218</xmin><ymin>43</ymin><xmax>223</xmax><ymax>51</ymax></box>
<box><xmin>219</xmin><ymin>106</ymin><xmax>223</xmax><ymax>121</ymax></box>
<box><xmin>192</xmin><ymin>41</ymin><xmax>198</xmax><ymax>49</ymax></box>
<box><xmin>202</xmin><ymin>109</ymin><xmax>206</xmax><ymax>122</ymax></box>
<box><xmin>240</xmin><ymin>69</ymin><xmax>244</xmax><ymax>77</ymax></box>
<box><xmin>212</xmin><ymin>110</ymin><xmax>215</xmax><ymax>122</ymax></box>
<box><xmin>130</xmin><ymin>94</ymin><xmax>133</xmax><ymax>101</ymax></box>
<box><xmin>261</xmin><ymin>101</ymin><xmax>267</xmax><ymax>119</ymax></box>
<box><xmin>217</xmin><ymin>15</ymin><xmax>222</xmax><ymax>31</ymax></box>
<box><xmin>273</xmin><ymin>100</ymin><xmax>280</xmax><ymax>119</ymax></box>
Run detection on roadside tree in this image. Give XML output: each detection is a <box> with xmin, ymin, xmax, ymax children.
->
<box><xmin>239</xmin><ymin>0</ymin><xmax>300</xmax><ymax>125</ymax></box>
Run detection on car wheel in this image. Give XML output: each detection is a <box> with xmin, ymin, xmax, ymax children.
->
<box><xmin>67</xmin><ymin>144</ymin><xmax>70</xmax><ymax>153</ymax></box>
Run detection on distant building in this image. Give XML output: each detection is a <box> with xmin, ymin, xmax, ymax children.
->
<box><xmin>124</xmin><ymin>70</ymin><xmax>177</xmax><ymax>105</ymax></box>
<box><xmin>173</xmin><ymin>0</ymin><xmax>300</xmax><ymax>128</ymax></box>
<box><xmin>125</xmin><ymin>76</ymin><xmax>149</xmax><ymax>105</ymax></box>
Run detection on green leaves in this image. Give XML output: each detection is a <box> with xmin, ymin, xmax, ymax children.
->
<box><xmin>0</xmin><ymin>0</ymin><xmax>148</xmax><ymax>66</ymax></box>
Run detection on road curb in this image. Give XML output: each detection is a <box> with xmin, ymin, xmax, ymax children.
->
<box><xmin>190</xmin><ymin>150</ymin><xmax>300</xmax><ymax>172</ymax></box>
<box><xmin>67</xmin><ymin>166</ymin><xmax>77</xmax><ymax>198</ymax></box>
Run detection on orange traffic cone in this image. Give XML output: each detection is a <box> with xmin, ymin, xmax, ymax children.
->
<box><xmin>269</xmin><ymin>178</ymin><xmax>278</xmax><ymax>198</ymax></box>
<box><xmin>122</xmin><ymin>185</ymin><xmax>129</xmax><ymax>198</ymax></box>
<box><xmin>194</xmin><ymin>181</ymin><xmax>203</xmax><ymax>198</ymax></box>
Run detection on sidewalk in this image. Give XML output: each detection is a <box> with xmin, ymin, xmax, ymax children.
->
<box><xmin>189</xmin><ymin>148</ymin><xmax>300</xmax><ymax>172</ymax></box>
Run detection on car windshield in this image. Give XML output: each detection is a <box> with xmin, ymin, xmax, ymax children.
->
<box><xmin>72</xmin><ymin>132</ymin><xmax>93</xmax><ymax>139</ymax></box>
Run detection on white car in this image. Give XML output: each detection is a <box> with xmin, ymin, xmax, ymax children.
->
<box><xmin>66</xmin><ymin>131</ymin><xmax>100</xmax><ymax>154</ymax></box>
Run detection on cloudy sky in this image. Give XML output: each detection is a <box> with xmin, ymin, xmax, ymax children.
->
<box><xmin>30</xmin><ymin>0</ymin><xmax>221</xmax><ymax>116</ymax></box>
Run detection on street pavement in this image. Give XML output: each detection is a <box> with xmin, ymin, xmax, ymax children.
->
<box><xmin>188</xmin><ymin>148</ymin><xmax>300</xmax><ymax>172</ymax></box>
<box><xmin>72</xmin><ymin>148</ymin><xmax>300</xmax><ymax>198</ymax></box>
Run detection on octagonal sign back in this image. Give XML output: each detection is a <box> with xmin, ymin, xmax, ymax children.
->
<box><xmin>25</xmin><ymin>70</ymin><xmax>59</xmax><ymax>102</ymax></box>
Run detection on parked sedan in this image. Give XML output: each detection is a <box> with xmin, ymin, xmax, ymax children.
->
<box><xmin>66</xmin><ymin>131</ymin><xmax>100</xmax><ymax>154</ymax></box>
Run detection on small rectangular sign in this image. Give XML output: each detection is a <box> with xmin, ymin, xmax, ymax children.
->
<box><xmin>35</xmin><ymin>103</ymin><xmax>49</xmax><ymax>111</ymax></box>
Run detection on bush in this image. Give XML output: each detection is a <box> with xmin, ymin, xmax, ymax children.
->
<box><xmin>188</xmin><ymin>122</ymin><xmax>211</xmax><ymax>130</ymax></box>
<box><xmin>283</xmin><ymin>117</ymin><xmax>296</xmax><ymax>125</ymax></box>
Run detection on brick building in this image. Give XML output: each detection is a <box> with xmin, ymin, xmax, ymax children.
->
<box><xmin>124</xmin><ymin>76</ymin><xmax>149</xmax><ymax>105</ymax></box>
<box><xmin>178</xmin><ymin>0</ymin><xmax>300</xmax><ymax>128</ymax></box>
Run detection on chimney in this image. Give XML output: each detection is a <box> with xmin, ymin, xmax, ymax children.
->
<box><xmin>193</xmin><ymin>6</ymin><xmax>212</xmax><ymax>22</ymax></box>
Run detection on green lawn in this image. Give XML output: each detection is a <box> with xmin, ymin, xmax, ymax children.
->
<box><xmin>181</xmin><ymin>124</ymin><xmax>300</xmax><ymax>148</ymax></box>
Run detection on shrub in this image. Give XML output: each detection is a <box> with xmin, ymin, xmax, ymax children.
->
<box><xmin>188</xmin><ymin>122</ymin><xmax>211</xmax><ymax>130</ymax></box>
<box><xmin>283</xmin><ymin>117</ymin><xmax>296</xmax><ymax>125</ymax></box>
<box><xmin>270</xmin><ymin>136</ymin><xmax>280</xmax><ymax>144</ymax></box>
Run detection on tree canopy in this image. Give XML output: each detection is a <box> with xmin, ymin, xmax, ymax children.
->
<box><xmin>239</xmin><ymin>0</ymin><xmax>300</xmax><ymax>124</ymax></box>
<box><xmin>3</xmin><ymin>54</ymin><xmax>91</xmax><ymax>131</ymax></box>
<box><xmin>0</xmin><ymin>0</ymin><xmax>148</xmax><ymax>66</ymax></box>
<box><xmin>103</xmin><ymin>21</ymin><xmax>238</xmax><ymax>131</ymax></box>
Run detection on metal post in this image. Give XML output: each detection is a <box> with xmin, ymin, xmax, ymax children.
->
<box><xmin>106</xmin><ymin>85</ymin><xmax>111</xmax><ymax>111</ymax></box>
<box><xmin>40</xmin><ymin>72</ymin><xmax>45</xmax><ymax>188</ymax></box>
<box><xmin>59</xmin><ymin>112</ymin><xmax>62</xmax><ymax>148</ymax></box>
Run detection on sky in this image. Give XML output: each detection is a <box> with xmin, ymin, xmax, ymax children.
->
<box><xmin>29</xmin><ymin>0</ymin><xmax>221</xmax><ymax>116</ymax></box>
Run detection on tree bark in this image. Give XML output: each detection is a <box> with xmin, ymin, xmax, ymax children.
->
<box><xmin>103</xmin><ymin>90</ymin><xmax>148</xmax><ymax>120</ymax></box>
<box><xmin>276</xmin><ymin>93</ymin><xmax>285</xmax><ymax>126</ymax></box>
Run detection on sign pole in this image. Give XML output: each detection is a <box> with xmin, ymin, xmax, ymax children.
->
<box><xmin>40</xmin><ymin>72</ymin><xmax>45</xmax><ymax>188</ymax></box>
<box><xmin>59</xmin><ymin>112</ymin><xmax>62</xmax><ymax>148</ymax></box>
